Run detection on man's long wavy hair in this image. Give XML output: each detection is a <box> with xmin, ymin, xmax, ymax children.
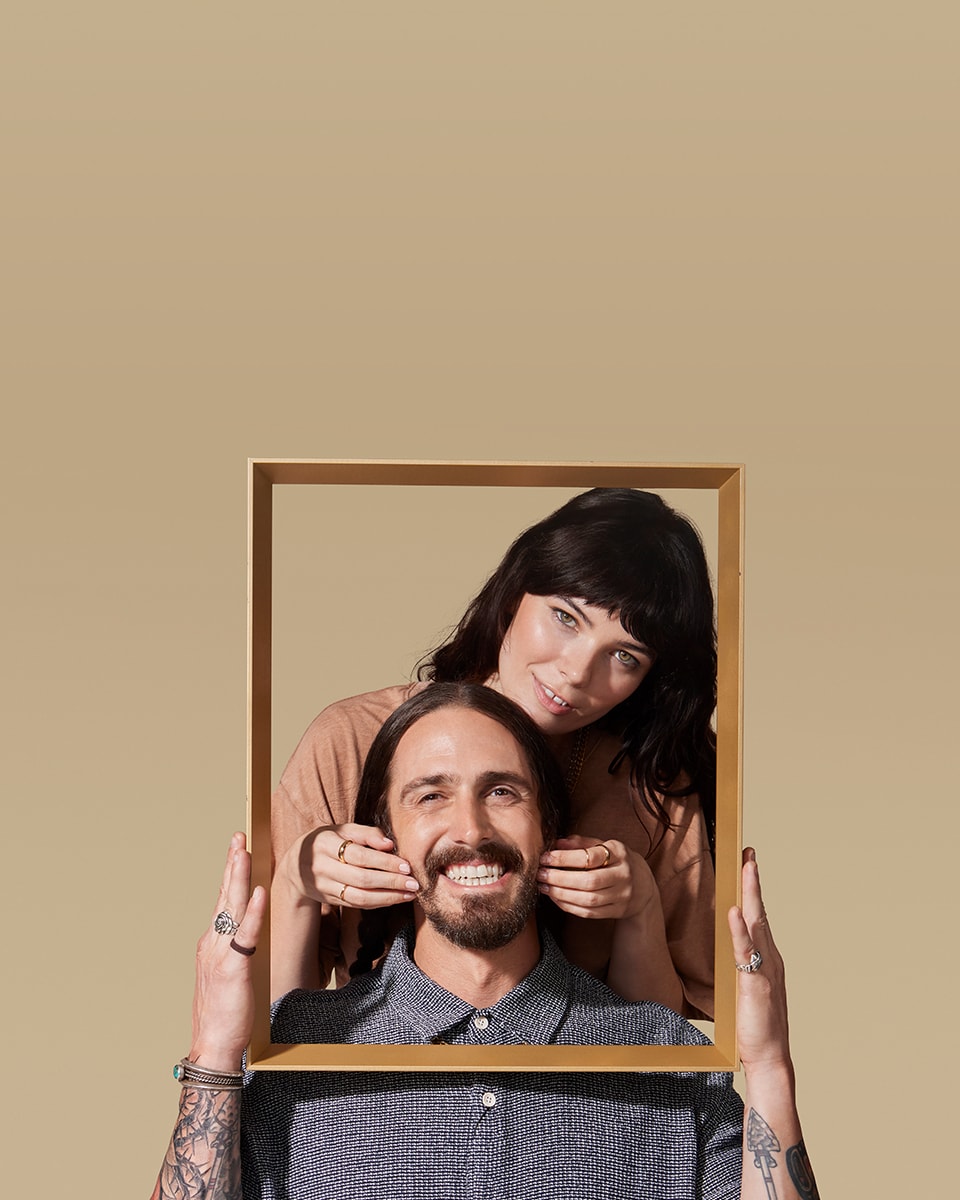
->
<box><xmin>418</xmin><ymin>488</ymin><xmax>718</xmax><ymax>851</ymax></box>
<box><xmin>348</xmin><ymin>682</ymin><xmax>569</xmax><ymax>978</ymax></box>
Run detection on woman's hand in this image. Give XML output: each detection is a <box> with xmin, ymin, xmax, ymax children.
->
<box><xmin>537</xmin><ymin>835</ymin><xmax>659</xmax><ymax>919</ymax></box>
<box><xmin>729</xmin><ymin>847</ymin><xmax>792</xmax><ymax>1077</ymax></box>
<box><xmin>278</xmin><ymin>822</ymin><xmax>421</xmax><ymax>911</ymax></box>
<box><xmin>189</xmin><ymin>832</ymin><xmax>266</xmax><ymax>1073</ymax></box>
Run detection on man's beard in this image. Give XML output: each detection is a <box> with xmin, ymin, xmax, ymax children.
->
<box><xmin>415</xmin><ymin>842</ymin><xmax>539</xmax><ymax>951</ymax></box>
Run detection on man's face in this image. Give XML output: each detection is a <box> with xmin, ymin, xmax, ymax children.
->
<box><xmin>385</xmin><ymin>706</ymin><xmax>546</xmax><ymax>951</ymax></box>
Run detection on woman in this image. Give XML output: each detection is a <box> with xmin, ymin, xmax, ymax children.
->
<box><xmin>271</xmin><ymin>487</ymin><xmax>718</xmax><ymax>1015</ymax></box>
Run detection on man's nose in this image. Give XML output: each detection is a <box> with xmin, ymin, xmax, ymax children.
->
<box><xmin>447</xmin><ymin>794</ymin><xmax>495</xmax><ymax>845</ymax></box>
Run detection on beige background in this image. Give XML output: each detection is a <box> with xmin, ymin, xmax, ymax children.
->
<box><xmin>3</xmin><ymin>6</ymin><xmax>956</xmax><ymax>1196</ymax></box>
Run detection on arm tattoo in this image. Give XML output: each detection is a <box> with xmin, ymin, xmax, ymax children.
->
<box><xmin>747</xmin><ymin>1109</ymin><xmax>821</xmax><ymax>1200</ymax></box>
<box><xmin>786</xmin><ymin>1139</ymin><xmax>821</xmax><ymax>1199</ymax></box>
<box><xmin>158</xmin><ymin>1088</ymin><xmax>241</xmax><ymax>1200</ymax></box>
<box><xmin>746</xmin><ymin>1108</ymin><xmax>781</xmax><ymax>1200</ymax></box>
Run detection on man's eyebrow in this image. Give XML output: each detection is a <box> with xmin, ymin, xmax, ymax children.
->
<box><xmin>561</xmin><ymin>597</ymin><xmax>653</xmax><ymax>656</ymax></box>
<box><xmin>397</xmin><ymin>769</ymin><xmax>535</xmax><ymax>802</ymax></box>
<box><xmin>475</xmin><ymin>769</ymin><xmax>535</xmax><ymax>793</ymax></box>
<box><xmin>398</xmin><ymin>773</ymin><xmax>458</xmax><ymax>802</ymax></box>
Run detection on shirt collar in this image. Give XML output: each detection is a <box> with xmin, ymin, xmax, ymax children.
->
<box><xmin>379</xmin><ymin>923</ymin><xmax>572</xmax><ymax>1045</ymax></box>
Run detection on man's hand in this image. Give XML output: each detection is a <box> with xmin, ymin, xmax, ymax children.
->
<box><xmin>728</xmin><ymin>847</ymin><xmax>792</xmax><ymax>1078</ymax></box>
<box><xmin>189</xmin><ymin>832</ymin><xmax>266</xmax><ymax>1073</ymax></box>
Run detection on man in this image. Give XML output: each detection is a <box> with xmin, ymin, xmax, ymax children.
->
<box><xmin>153</xmin><ymin>683</ymin><xmax>817</xmax><ymax>1200</ymax></box>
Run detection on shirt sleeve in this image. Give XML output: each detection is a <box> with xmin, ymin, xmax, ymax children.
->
<box><xmin>269</xmin><ymin>684</ymin><xmax>422</xmax><ymax>985</ymax></box>
<box><xmin>697</xmin><ymin>1072</ymin><xmax>745</xmax><ymax>1200</ymax></box>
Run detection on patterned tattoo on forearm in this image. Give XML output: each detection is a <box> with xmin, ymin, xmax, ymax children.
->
<box><xmin>158</xmin><ymin>1088</ymin><xmax>241</xmax><ymax>1200</ymax></box>
<box><xmin>746</xmin><ymin>1109</ymin><xmax>821</xmax><ymax>1200</ymax></box>
<box><xmin>786</xmin><ymin>1139</ymin><xmax>820</xmax><ymax>1199</ymax></box>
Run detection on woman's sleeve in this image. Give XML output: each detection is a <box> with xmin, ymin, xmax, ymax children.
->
<box><xmin>644</xmin><ymin>790</ymin><xmax>716</xmax><ymax>1020</ymax></box>
<box><xmin>269</xmin><ymin>684</ymin><xmax>421</xmax><ymax>986</ymax></box>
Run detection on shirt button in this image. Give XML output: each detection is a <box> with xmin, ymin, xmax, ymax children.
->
<box><xmin>481</xmin><ymin>1091</ymin><xmax>497</xmax><ymax>1108</ymax></box>
<box><xmin>473</xmin><ymin>1014</ymin><xmax>489</xmax><ymax>1030</ymax></box>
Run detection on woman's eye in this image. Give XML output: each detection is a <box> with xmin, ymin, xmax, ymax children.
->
<box><xmin>614</xmin><ymin>649</ymin><xmax>640</xmax><ymax>668</ymax></box>
<box><xmin>553</xmin><ymin>608</ymin><xmax>577</xmax><ymax>627</ymax></box>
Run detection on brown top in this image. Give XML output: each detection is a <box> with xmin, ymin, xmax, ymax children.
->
<box><xmin>271</xmin><ymin>683</ymin><xmax>716</xmax><ymax>1018</ymax></box>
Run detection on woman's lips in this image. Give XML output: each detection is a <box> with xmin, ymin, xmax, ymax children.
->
<box><xmin>532</xmin><ymin>676</ymin><xmax>575</xmax><ymax>716</ymax></box>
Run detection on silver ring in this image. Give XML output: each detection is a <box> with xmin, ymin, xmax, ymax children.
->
<box><xmin>736</xmin><ymin>949</ymin><xmax>762</xmax><ymax>973</ymax></box>
<box><xmin>214</xmin><ymin>911</ymin><xmax>241</xmax><ymax>936</ymax></box>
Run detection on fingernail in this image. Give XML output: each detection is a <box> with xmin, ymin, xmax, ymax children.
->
<box><xmin>397</xmin><ymin>862</ymin><xmax>411</xmax><ymax>874</ymax></box>
<box><xmin>405</xmin><ymin>879</ymin><xmax>420</xmax><ymax>891</ymax></box>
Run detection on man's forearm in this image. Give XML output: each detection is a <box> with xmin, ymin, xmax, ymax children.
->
<box><xmin>740</xmin><ymin>1065</ymin><xmax>820</xmax><ymax>1200</ymax></box>
<box><xmin>151</xmin><ymin>1088</ymin><xmax>241</xmax><ymax>1200</ymax></box>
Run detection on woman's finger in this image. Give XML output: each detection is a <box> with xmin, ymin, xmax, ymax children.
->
<box><xmin>337</xmin><ymin>884</ymin><xmax>420</xmax><ymax>910</ymax></box>
<box><xmin>537</xmin><ymin>865</ymin><xmax>619</xmax><ymax>895</ymax></box>
<box><xmin>330</xmin><ymin>835</ymin><xmax>414</xmax><ymax>877</ymax></box>
<box><xmin>538</xmin><ymin>881</ymin><xmax>619</xmax><ymax>914</ymax></box>
<box><xmin>541</xmin><ymin>839</ymin><xmax>615</xmax><ymax>872</ymax></box>
<box><xmin>335</xmin><ymin>864</ymin><xmax>420</xmax><ymax>896</ymax></box>
<box><xmin>325</xmin><ymin>824</ymin><xmax>401</xmax><ymax>857</ymax></box>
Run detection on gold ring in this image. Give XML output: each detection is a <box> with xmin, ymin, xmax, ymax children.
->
<box><xmin>338</xmin><ymin>883</ymin><xmax>348</xmax><ymax>903</ymax></box>
<box><xmin>598</xmin><ymin>843</ymin><xmax>611</xmax><ymax>868</ymax></box>
<box><xmin>337</xmin><ymin>839</ymin><xmax>353</xmax><ymax>864</ymax></box>
<box><xmin>582</xmin><ymin>847</ymin><xmax>591</xmax><ymax>867</ymax></box>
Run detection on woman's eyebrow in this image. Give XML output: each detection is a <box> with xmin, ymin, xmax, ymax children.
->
<box><xmin>560</xmin><ymin>597</ymin><xmax>653</xmax><ymax>656</ymax></box>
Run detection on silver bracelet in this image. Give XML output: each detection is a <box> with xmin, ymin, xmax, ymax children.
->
<box><xmin>173</xmin><ymin>1057</ymin><xmax>244</xmax><ymax>1091</ymax></box>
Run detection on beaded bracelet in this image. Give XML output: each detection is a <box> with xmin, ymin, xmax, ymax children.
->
<box><xmin>173</xmin><ymin>1057</ymin><xmax>244</xmax><ymax>1090</ymax></box>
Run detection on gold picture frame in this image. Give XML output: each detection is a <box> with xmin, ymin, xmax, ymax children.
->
<box><xmin>247</xmin><ymin>459</ymin><xmax>744</xmax><ymax>1072</ymax></box>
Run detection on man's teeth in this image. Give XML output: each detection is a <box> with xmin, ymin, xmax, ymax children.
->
<box><xmin>444</xmin><ymin>863</ymin><xmax>505</xmax><ymax>886</ymax></box>
<box><xmin>543</xmin><ymin>685</ymin><xmax>569</xmax><ymax>707</ymax></box>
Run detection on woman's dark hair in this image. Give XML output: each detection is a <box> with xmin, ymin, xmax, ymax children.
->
<box><xmin>418</xmin><ymin>488</ymin><xmax>717</xmax><ymax>849</ymax></box>
<box><xmin>349</xmin><ymin>682</ymin><xmax>570</xmax><ymax>977</ymax></box>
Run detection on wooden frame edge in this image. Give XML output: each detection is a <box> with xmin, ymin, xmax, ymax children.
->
<box><xmin>247</xmin><ymin>460</ymin><xmax>744</xmax><ymax>1072</ymax></box>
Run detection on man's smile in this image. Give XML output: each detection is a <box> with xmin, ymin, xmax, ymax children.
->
<box><xmin>442</xmin><ymin>862</ymin><xmax>506</xmax><ymax>886</ymax></box>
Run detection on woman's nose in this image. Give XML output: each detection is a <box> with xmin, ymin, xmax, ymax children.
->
<box><xmin>559</xmin><ymin>644</ymin><xmax>594</xmax><ymax>689</ymax></box>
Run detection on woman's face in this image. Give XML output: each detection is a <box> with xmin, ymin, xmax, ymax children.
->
<box><xmin>490</xmin><ymin>593</ymin><xmax>655</xmax><ymax>734</ymax></box>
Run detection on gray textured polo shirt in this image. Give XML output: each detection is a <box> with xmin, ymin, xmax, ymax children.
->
<box><xmin>242</xmin><ymin>927</ymin><xmax>743</xmax><ymax>1199</ymax></box>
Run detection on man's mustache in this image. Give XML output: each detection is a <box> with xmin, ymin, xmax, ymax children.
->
<box><xmin>421</xmin><ymin>842</ymin><xmax>525</xmax><ymax>889</ymax></box>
